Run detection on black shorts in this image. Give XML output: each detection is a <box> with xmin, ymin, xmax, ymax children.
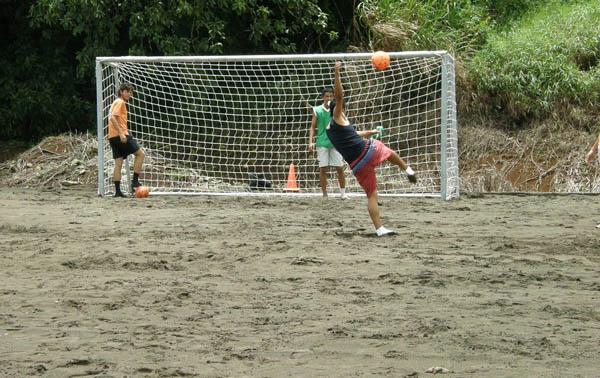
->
<box><xmin>109</xmin><ymin>135</ymin><xmax>140</xmax><ymax>159</ymax></box>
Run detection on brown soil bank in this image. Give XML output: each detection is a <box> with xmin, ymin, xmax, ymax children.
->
<box><xmin>2</xmin><ymin>123</ymin><xmax>599</xmax><ymax>194</ymax></box>
<box><xmin>460</xmin><ymin>122</ymin><xmax>599</xmax><ymax>193</ymax></box>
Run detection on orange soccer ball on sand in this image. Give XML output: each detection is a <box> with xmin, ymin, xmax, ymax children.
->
<box><xmin>372</xmin><ymin>51</ymin><xmax>390</xmax><ymax>71</ymax></box>
<box><xmin>135</xmin><ymin>186</ymin><xmax>149</xmax><ymax>198</ymax></box>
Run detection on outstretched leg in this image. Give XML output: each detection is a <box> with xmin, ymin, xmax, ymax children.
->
<box><xmin>387</xmin><ymin>151</ymin><xmax>416</xmax><ymax>183</ymax></box>
<box><xmin>387</xmin><ymin>151</ymin><xmax>408</xmax><ymax>170</ymax></box>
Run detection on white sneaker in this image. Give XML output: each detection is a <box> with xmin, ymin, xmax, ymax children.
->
<box><xmin>340</xmin><ymin>193</ymin><xmax>349</xmax><ymax>200</ymax></box>
<box><xmin>376</xmin><ymin>226</ymin><xmax>396</xmax><ymax>237</ymax></box>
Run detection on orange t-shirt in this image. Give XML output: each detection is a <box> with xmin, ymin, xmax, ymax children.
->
<box><xmin>108</xmin><ymin>98</ymin><xmax>129</xmax><ymax>138</ymax></box>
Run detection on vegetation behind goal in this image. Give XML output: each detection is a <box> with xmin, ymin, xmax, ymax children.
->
<box><xmin>96</xmin><ymin>52</ymin><xmax>458</xmax><ymax>199</ymax></box>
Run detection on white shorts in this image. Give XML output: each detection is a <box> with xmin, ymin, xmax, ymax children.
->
<box><xmin>317</xmin><ymin>147</ymin><xmax>344</xmax><ymax>168</ymax></box>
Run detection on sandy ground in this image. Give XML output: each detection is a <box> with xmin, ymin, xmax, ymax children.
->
<box><xmin>0</xmin><ymin>187</ymin><xmax>599</xmax><ymax>378</ymax></box>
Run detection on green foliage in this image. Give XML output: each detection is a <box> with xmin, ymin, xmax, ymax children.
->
<box><xmin>476</xmin><ymin>0</ymin><xmax>552</xmax><ymax>27</ymax></box>
<box><xmin>355</xmin><ymin>0</ymin><xmax>587</xmax><ymax>56</ymax></box>
<box><xmin>357</xmin><ymin>0</ymin><xmax>493</xmax><ymax>56</ymax></box>
<box><xmin>1</xmin><ymin>0</ymin><xmax>345</xmax><ymax>142</ymax></box>
<box><xmin>0</xmin><ymin>0</ymin><xmax>92</xmax><ymax>142</ymax></box>
<box><xmin>29</xmin><ymin>0</ymin><xmax>340</xmax><ymax>79</ymax></box>
<box><xmin>4</xmin><ymin>0</ymin><xmax>599</xmax><ymax>143</ymax></box>
<box><xmin>468</xmin><ymin>1</ymin><xmax>600</xmax><ymax>122</ymax></box>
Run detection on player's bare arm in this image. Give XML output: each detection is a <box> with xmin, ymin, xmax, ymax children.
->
<box><xmin>357</xmin><ymin>130</ymin><xmax>379</xmax><ymax>138</ymax></box>
<box><xmin>309</xmin><ymin>114</ymin><xmax>317</xmax><ymax>152</ymax></box>
<box><xmin>332</xmin><ymin>62</ymin><xmax>345</xmax><ymax>124</ymax></box>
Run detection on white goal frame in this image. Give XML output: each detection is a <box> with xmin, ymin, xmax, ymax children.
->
<box><xmin>96</xmin><ymin>52</ymin><xmax>458</xmax><ymax>199</ymax></box>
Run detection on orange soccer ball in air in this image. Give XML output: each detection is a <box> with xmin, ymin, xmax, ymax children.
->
<box><xmin>372</xmin><ymin>51</ymin><xmax>390</xmax><ymax>71</ymax></box>
<box><xmin>135</xmin><ymin>186</ymin><xmax>149</xmax><ymax>198</ymax></box>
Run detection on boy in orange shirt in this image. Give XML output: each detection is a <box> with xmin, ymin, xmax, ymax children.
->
<box><xmin>108</xmin><ymin>83</ymin><xmax>145</xmax><ymax>197</ymax></box>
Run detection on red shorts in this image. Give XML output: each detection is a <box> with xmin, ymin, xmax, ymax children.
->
<box><xmin>353</xmin><ymin>139</ymin><xmax>393</xmax><ymax>197</ymax></box>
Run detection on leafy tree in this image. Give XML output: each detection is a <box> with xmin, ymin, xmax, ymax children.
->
<box><xmin>2</xmin><ymin>0</ymin><xmax>346</xmax><ymax>142</ymax></box>
<box><xmin>0</xmin><ymin>0</ymin><xmax>92</xmax><ymax>142</ymax></box>
<box><xmin>29</xmin><ymin>0</ymin><xmax>341</xmax><ymax>78</ymax></box>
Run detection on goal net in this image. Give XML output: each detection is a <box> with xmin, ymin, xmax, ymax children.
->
<box><xmin>96</xmin><ymin>52</ymin><xmax>458</xmax><ymax>199</ymax></box>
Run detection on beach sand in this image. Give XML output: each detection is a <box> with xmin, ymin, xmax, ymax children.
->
<box><xmin>1</xmin><ymin>187</ymin><xmax>599</xmax><ymax>377</ymax></box>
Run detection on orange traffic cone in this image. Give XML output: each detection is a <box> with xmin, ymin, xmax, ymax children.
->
<box><xmin>283</xmin><ymin>163</ymin><xmax>299</xmax><ymax>192</ymax></box>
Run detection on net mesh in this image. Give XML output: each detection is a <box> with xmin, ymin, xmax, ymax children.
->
<box><xmin>97</xmin><ymin>53</ymin><xmax>458</xmax><ymax>198</ymax></box>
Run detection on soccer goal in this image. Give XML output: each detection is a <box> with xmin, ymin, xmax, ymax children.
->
<box><xmin>96</xmin><ymin>52</ymin><xmax>459</xmax><ymax>199</ymax></box>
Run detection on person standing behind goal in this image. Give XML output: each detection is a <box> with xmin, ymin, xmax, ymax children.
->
<box><xmin>108</xmin><ymin>83</ymin><xmax>145</xmax><ymax>197</ymax></box>
<box><xmin>308</xmin><ymin>87</ymin><xmax>348</xmax><ymax>199</ymax></box>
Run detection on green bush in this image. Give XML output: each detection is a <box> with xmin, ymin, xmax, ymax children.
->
<box><xmin>357</xmin><ymin>0</ymin><xmax>495</xmax><ymax>56</ymax></box>
<box><xmin>0</xmin><ymin>1</ymin><xmax>92</xmax><ymax>142</ymax></box>
<box><xmin>355</xmin><ymin>0</ymin><xmax>585</xmax><ymax>56</ymax></box>
<box><xmin>29</xmin><ymin>0</ymin><xmax>341</xmax><ymax>79</ymax></box>
<box><xmin>0</xmin><ymin>0</ymin><xmax>343</xmax><ymax>143</ymax></box>
<box><xmin>479</xmin><ymin>0</ymin><xmax>552</xmax><ymax>27</ymax></box>
<box><xmin>468</xmin><ymin>1</ymin><xmax>600</xmax><ymax>123</ymax></box>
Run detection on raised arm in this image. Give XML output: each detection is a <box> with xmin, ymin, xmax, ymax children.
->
<box><xmin>333</xmin><ymin>62</ymin><xmax>343</xmax><ymax>121</ymax></box>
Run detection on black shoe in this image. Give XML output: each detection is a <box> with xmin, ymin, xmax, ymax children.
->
<box><xmin>114</xmin><ymin>191</ymin><xmax>128</xmax><ymax>198</ymax></box>
<box><xmin>407</xmin><ymin>173</ymin><xmax>417</xmax><ymax>184</ymax></box>
<box><xmin>131</xmin><ymin>182</ymin><xmax>142</xmax><ymax>193</ymax></box>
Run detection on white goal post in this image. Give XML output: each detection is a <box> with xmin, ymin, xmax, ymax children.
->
<box><xmin>96</xmin><ymin>52</ymin><xmax>458</xmax><ymax>199</ymax></box>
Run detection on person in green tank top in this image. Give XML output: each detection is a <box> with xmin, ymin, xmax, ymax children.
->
<box><xmin>308</xmin><ymin>88</ymin><xmax>348</xmax><ymax>199</ymax></box>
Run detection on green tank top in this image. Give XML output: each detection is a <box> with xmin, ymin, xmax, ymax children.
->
<box><xmin>314</xmin><ymin>105</ymin><xmax>334</xmax><ymax>148</ymax></box>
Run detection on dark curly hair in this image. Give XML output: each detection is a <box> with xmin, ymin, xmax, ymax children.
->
<box><xmin>321</xmin><ymin>87</ymin><xmax>333</xmax><ymax>96</ymax></box>
<box><xmin>117</xmin><ymin>83</ymin><xmax>134</xmax><ymax>96</ymax></box>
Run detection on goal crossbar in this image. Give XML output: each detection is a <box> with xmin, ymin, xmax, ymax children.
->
<box><xmin>97</xmin><ymin>51</ymin><xmax>450</xmax><ymax>63</ymax></box>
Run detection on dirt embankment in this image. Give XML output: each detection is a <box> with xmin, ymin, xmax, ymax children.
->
<box><xmin>0</xmin><ymin>134</ymin><xmax>98</xmax><ymax>190</ymax></box>
<box><xmin>459</xmin><ymin>122</ymin><xmax>599</xmax><ymax>193</ymax></box>
<box><xmin>1</xmin><ymin>124</ymin><xmax>598</xmax><ymax>194</ymax></box>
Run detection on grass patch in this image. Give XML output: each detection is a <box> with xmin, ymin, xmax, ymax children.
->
<box><xmin>468</xmin><ymin>0</ymin><xmax>600</xmax><ymax>124</ymax></box>
<box><xmin>357</xmin><ymin>0</ymin><xmax>492</xmax><ymax>56</ymax></box>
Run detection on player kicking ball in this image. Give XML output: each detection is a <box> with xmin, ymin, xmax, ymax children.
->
<box><xmin>326</xmin><ymin>62</ymin><xmax>416</xmax><ymax>237</ymax></box>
